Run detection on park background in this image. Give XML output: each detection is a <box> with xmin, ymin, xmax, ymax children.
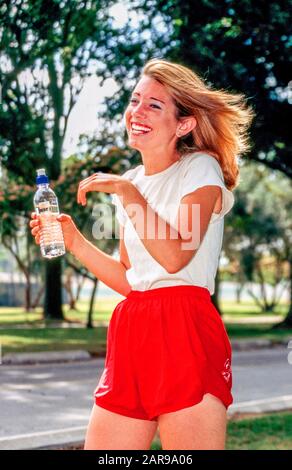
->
<box><xmin>0</xmin><ymin>0</ymin><xmax>292</xmax><ymax>450</ymax></box>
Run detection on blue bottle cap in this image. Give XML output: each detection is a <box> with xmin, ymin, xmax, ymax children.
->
<box><xmin>36</xmin><ymin>168</ymin><xmax>49</xmax><ymax>185</ymax></box>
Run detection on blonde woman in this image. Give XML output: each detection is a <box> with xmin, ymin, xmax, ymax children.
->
<box><xmin>30</xmin><ymin>59</ymin><xmax>254</xmax><ymax>450</ymax></box>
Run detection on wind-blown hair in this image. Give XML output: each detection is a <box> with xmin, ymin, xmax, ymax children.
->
<box><xmin>141</xmin><ymin>58</ymin><xmax>255</xmax><ymax>190</ymax></box>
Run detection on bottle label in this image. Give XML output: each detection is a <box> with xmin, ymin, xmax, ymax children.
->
<box><xmin>38</xmin><ymin>201</ymin><xmax>51</xmax><ymax>213</ymax></box>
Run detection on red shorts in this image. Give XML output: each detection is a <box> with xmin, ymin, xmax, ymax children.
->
<box><xmin>94</xmin><ymin>285</ymin><xmax>233</xmax><ymax>421</ymax></box>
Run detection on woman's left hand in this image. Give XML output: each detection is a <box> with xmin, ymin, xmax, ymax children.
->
<box><xmin>77</xmin><ymin>172</ymin><xmax>131</xmax><ymax>206</ymax></box>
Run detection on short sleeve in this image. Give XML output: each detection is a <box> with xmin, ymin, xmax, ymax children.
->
<box><xmin>111</xmin><ymin>193</ymin><xmax>126</xmax><ymax>226</ymax></box>
<box><xmin>111</xmin><ymin>166</ymin><xmax>142</xmax><ymax>227</ymax></box>
<box><xmin>180</xmin><ymin>154</ymin><xmax>235</xmax><ymax>220</ymax></box>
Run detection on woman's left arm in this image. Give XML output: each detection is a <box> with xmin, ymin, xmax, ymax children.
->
<box><xmin>77</xmin><ymin>173</ymin><xmax>221</xmax><ymax>273</ymax></box>
<box><xmin>119</xmin><ymin>182</ymin><xmax>221</xmax><ymax>273</ymax></box>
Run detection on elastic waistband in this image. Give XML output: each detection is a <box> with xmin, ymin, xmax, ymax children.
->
<box><xmin>126</xmin><ymin>285</ymin><xmax>211</xmax><ymax>301</ymax></box>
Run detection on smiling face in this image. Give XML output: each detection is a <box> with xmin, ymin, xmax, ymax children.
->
<box><xmin>124</xmin><ymin>75</ymin><xmax>181</xmax><ymax>155</ymax></box>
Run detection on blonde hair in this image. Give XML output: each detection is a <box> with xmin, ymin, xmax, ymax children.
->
<box><xmin>141</xmin><ymin>58</ymin><xmax>255</xmax><ymax>190</ymax></box>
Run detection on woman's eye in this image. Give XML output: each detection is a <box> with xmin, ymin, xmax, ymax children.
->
<box><xmin>129</xmin><ymin>99</ymin><xmax>161</xmax><ymax>110</ymax></box>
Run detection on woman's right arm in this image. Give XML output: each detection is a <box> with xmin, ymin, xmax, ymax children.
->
<box><xmin>30</xmin><ymin>213</ymin><xmax>132</xmax><ymax>298</ymax></box>
<box><xmin>70</xmin><ymin>230</ymin><xmax>132</xmax><ymax>297</ymax></box>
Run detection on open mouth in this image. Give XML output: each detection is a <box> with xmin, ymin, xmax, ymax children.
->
<box><xmin>130</xmin><ymin>122</ymin><xmax>152</xmax><ymax>135</ymax></box>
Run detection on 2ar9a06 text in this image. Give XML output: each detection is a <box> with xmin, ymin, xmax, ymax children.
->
<box><xmin>141</xmin><ymin>454</ymin><xmax>193</xmax><ymax>465</ymax></box>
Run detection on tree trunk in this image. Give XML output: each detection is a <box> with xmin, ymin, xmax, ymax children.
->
<box><xmin>44</xmin><ymin>257</ymin><xmax>64</xmax><ymax>319</ymax></box>
<box><xmin>31</xmin><ymin>285</ymin><xmax>45</xmax><ymax>310</ymax></box>
<box><xmin>235</xmin><ymin>281</ymin><xmax>244</xmax><ymax>303</ymax></box>
<box><xmin>87</xmin><ymin>279</ymin><xmax>98</xmax><ymax>329</ymax></box>
<box><xmin>272</xmin><ymin>258</ymin><xmax>292</xmax><ymax>329</ymax></box>
<box><xmin>43</xmin><ymin>55</ymin><xmax>64</xmax><ymax>321</ymax></box>
<box><xmin>76</xmin><ymin>275</ymin><xmax>86</xmax><ymax>304</ymax></box>
<box><xmin>64</xmin><ymin>270</ymin><xmax>76</xmax><ymax>310</ymax></box>
<box><xmin>25</xmin><ymin>275</ymin><xmax>31</xmax><ymax>312</ymax></box>
<box><xmin>283</xmin><ymin>305</ymin><xmax>292</xmax><ymax>327</ymax></box>
<box><xmin>280</xmin><ymin>258</ymin><xmax>292</xmax><ymax>326</ymax></box>
<box><xmin>212</xmin><ymin>270</ymin><xmax>222</xmax><ymax>315</ymax></box>
<box><xmin>25</xmin><ymin>229</ymin><xmax>32</xmax><ymax>312</ymax></box>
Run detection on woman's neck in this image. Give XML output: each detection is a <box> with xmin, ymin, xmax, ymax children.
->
<box><xmin>141</xmin><ymin>149</ymin><xmax>181</xmax><ymax>176</ymax></box>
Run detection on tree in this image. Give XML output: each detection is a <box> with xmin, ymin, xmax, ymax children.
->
<box><xmin>0</xmin><ymin>0</ymin><xmax>124</xmax><ymax>318</ymax></box>
<box><xmin>59</xmin><ymin>150</ymin><xmax>126</xmax><ymax>327</ymax></box>
<box><xmin>104</xmin><ymin>0</ymin><xmax>291</xmax><ymax>176</ymax></box>
<box><xmin>97</xmin><ymin>0</ymin><xmax>292</xmax><ymax>313</ymax></box>
<box><xmin>0</xmin><ymin>169</ymin><xmax>44</xmax><ymax>311</ymax></box>
<box><xmin>223</xmin><ymin>161</ymin><xmax>291</xmax><ymax>319</ymax></box>
<box><xmin>63</xmin><ymin>266</ymin><xmax>86</xmax><ymax>311</ymax></box>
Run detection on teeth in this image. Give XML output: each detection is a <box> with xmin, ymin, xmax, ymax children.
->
<box><xmin>131</xmin><ymin>123</ymin><xmax>152</xmax><ymax>132</ymax></box>
<box><xmin>131</xmin><ymin>130</ymin><xmax>147</xmax><ymax>135</ymax></box>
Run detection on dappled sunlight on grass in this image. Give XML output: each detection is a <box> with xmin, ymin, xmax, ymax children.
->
<box><xmin>220</xmin><ymin>300</ymin><xmax>288</xmax><ymax>317</ymax></box>
<box><xmin>1</xmin><ymin>298</ymin><xmax>291</xmax><ymax>355</ymax></box>
<box><xmin>225</xmin><ymin>323</ymin><xmax>292</xmax><ymax>340</ymax></box>
<box><xmin>0</xmin><ymin>298</ymin><xmax>123</xmax><ymax>326</ymax></box>
<box><xmin>63</xmin><ymin>298</ymin><xmax>122</xmax><ymax>323</ymax></box>
<box><xmin>0</xmin><ymin>298</ymin><xmax>288</xmax><ymax>327</ymax></box>
<box><xmin>0</xmin><ymin>308</ymin><xmax>43</xmax><ymax>324</ymax></box>
<box><xmin>226</xmin><ymin>411</ymin><xmax>292</xmax><ymax>450</ymax></box>
<box><xmin>1</xmin><ymin>326</ymin><xmax>108</xmax><ymax>354</ymax></box>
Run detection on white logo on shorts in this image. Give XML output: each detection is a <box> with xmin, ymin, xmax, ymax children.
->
<box><xmin>222</xmin><ymin>358</ymin><xmax>232</xmax><ymax>383</ymax></box>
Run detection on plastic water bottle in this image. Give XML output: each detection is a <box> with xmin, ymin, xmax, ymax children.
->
<box><xmin>33</xmin><ymin>168</ymin><xmax>66</xmax><ymax>258</ymax></box>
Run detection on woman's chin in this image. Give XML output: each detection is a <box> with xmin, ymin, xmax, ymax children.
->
<box><xmin>127</xmin><ymin>138</ymin><xmax>144</xmax><ymax>150</ymax></box>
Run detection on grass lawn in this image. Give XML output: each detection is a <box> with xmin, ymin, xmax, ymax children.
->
<box><xmin>0</xmin><ymin>298</ymin><xmax>289</xmax><ymax>326</ymax></box>
<box><xmin>225</xmin><ymin>323</ymin><xmax>292</xmax><ymax>341</ymax></box>
<box><xmin>0</xmin><ymin>298</ymin><xmax>121</xmax><ymax>326</ymax></box>
<box><xmin>0</xmin><ymin>298</ymin><xmax>291</xmax><ymax>355</ymax></box>
<box><xmin>220</xmin><ymin>300</ymin><xmax>288</xmax><ymax>318</ymax></box>
<box><xmin>64</xmin><ymin>411</ymin><xmax>292</xmax><ymax>450</ymax></box>
<box><xmin>0</xmin><ymin>326</ymin><xmax>108</xmax><ymax>355</ymax></box>
<box><xmin>148</xmin><ymin>411</ymin><xmax>292</xmax><ymax>450</ymax></box>
<box><xmin>226</xmin><ymin>411</ymin><xmax>292</xmax><ymax>450</ymax></box>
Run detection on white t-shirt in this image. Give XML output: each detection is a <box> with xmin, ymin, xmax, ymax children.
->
<box><xmin>111</xmin><ymin>152</ymin><xmax>234</xmax><ymax>295</ymax></box>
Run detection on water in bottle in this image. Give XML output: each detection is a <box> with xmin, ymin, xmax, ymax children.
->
<box><xmin>33</xmin><ymin>168</ymin><xmax>66</xmax><ymax>258</ymax></box>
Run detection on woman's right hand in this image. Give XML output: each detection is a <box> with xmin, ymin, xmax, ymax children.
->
<box><xmin>29</xmin><ymin>212</ymin><xmax>80</xmax><ymax>253</ymax></box>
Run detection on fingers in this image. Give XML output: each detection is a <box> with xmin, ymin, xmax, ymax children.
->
<box><xmin>56</xmin><ymin>213</ymin><xmax>72</xmax><ymax>223</ymax></box>
<box><xmin>77</xmin><ymin>178</ymin><xmax>93</xmax><ymax>205</ymax></box>
<box><xmin>30</xmin><ymin>214</ymin><xmax>39</xmax><ymax>226</ymax></box>
<box><xmin>29</xmin><ymin>219</ymin><xmax>39</xmax><ymax>228</ymax></box>
<box><xmin>77</xmin><ymin>182</ymin><xmax>89</xmax><ymax>206</ymax></box>
<box><xmin>31</xmin><ymin>225</ymin><xmax>41</xmax><ymax>236</ymax></box>
<box><xmin>77</xmin><ymin>173</ymin><xmax>107</xmax><ymax>205</ymax></box>
<box><xmin>29</xmin><ymin>217</ymin><xmax>40</xmax><ymax>229</ymax></box>
<box><xmin>29</xmin><ymin>212</ymin><xmax>69</xmax><ymax>245</ymax></box>
<box><xmin>29</xmin><ymin>212</ymin><xmax>40</xmax><ymax>241</ymax></box>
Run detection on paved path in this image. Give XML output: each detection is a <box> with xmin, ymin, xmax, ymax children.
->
<box><xmin>0</xmin><ymin>346</ymin><xmax>292</xmax><ymax>449</ymax></box>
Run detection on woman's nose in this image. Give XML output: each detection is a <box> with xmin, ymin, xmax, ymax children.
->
<box><xmin>132</xmin><ymin>102</ymin><xmax>147</xmax><ymax>118</ymax></box>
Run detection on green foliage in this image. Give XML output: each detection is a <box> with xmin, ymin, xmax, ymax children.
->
<box><xmin>101</xmin><ymin>0</ymin><xmax>291</xmax><ymax>177</ymax></box>
<box><xmin>1</xmin><ymin>0</ymin><xmax>291</xmax><ymax>319</ymax></box>
<box><xmin>0</xmin><ymin>1</ymin><xmax>140</xmax><ymax>317</ymax></box>
<box><xmin>0</xmin><ymin>0</ymin><xmax>117</xmax><ymax>182</ymax></box>
<box><xmin>57</xmin><ymin>147</ymin><xmax>138</xmax><ymax>253</ymax></box>
<box><xmin>223</xmin><ymin>161</ymin><xmax>291</xmax><ymax>312</ymax></box>
<box><xmin>227</xmin><ymin>412</ymin><xmax>292</xmax><ymax>450</ymax></box>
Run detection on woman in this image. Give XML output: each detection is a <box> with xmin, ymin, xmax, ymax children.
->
<box><xmin>30</xmin><ymin>59</ymin><xmax>254</xmax><ymax>450</ymax></box>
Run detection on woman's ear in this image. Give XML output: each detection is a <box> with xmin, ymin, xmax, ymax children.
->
<box><xmin>176</xmin><ymin>116</ymin><xmax>197</xmax><ymax>137</ymax></box>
